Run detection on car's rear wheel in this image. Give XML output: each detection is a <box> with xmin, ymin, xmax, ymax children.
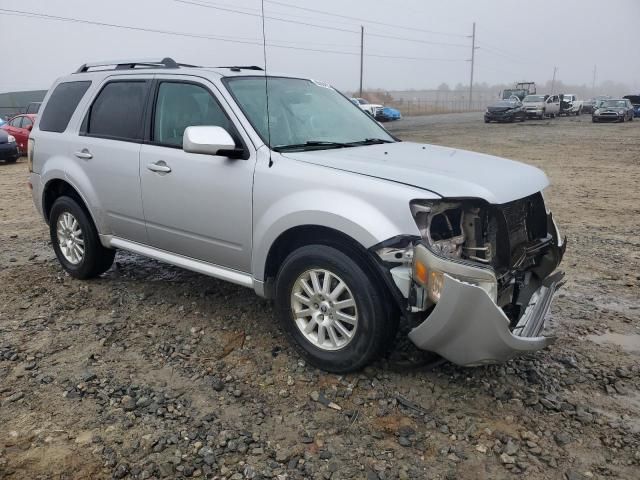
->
<box><xmin>274</xmin><ymin>245</ymin><xmax>391</xmax><ymax>373</ymax></box>
<box><xmin>50</xmin><ymin>196</ymin><xmax>115</xmax><ymax>279</ymax></box>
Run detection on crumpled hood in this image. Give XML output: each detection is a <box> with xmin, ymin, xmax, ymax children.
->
<box><xmin>281</xmin><ymin>142</ymin><xmax>549</xmax><ymax>205</ymax></box>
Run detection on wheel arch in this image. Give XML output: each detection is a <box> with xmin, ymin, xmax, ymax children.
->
<box><xmin>42</xmin><ymin>178</ymin><xmax>98</xmax><ymax>230</ymax></box>
<box><xmin>261</xmin><ymin>225</ymin><xmax>389</xmax><ymax>302</ymax></box>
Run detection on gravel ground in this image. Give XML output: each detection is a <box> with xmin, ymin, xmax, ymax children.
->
<box><xmin>1</xmin><ymin>113</ymin><xmax>639</xmax><ymax>480</ymax></box>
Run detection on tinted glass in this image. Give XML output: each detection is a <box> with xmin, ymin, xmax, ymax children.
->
<box><xmin>88</xmin><ymin>81</ymin><xmax>148</xmax><ymax>141</ymax></box>
<box><xmin>153</xmin><ymin>82</ymin><xmax>232</xmax><ymax>147</ymax></box>
<box><xmin>22</xmin><ymin>117</ymin><xmax>33</xmax><ymax>128</ymax></box>
<box><xmin>39</xmin><ymin>81</ymin><xmax>91</xmax><ymax>133</ymax></box>
<box><xmin>10</xmin><ymin>117</ymin><xmax>23</xmax><ymax>128</ymax></box>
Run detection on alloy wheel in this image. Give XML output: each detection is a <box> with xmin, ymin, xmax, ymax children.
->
<box><xmin>290</xmin><ymin>269</ymin><xmax>358</xmax><ymax>351</ymax></box>
<box><xmin>56</xmin><ymin>212</ymin><xmax>85</xmax><ymax>264</ymax></box>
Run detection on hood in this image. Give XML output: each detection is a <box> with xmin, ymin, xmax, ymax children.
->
<box><xmin>487</xmin><ymin>102</ymin><xmax>518</xmax><ymax>112</ymax></box>
<box><xmin>523</xmin><ymin>101</ymin><xmax>544</xmax><ymax>107</ymax></box>
<box><xmin>281</xmin><ymin>142</ymin><xmax>549</xmax><ymax>205</ymax></box>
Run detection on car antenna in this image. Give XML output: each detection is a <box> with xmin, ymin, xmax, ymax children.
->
<box><xmin>260</xmin><ymin>0</ymin><xmax>273</xmax><ymax>168</ymax></box>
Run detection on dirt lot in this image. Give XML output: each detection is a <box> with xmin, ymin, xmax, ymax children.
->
<box><xmin>1</xmin><ymin>114</ymin><xmax>639</xmax><ymax>480</ymax></box>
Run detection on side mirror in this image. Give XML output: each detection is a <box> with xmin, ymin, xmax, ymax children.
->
<box><xmin>183</xmin><ymin>126</ymin><xmax>239</xmax><ymax>157</ymax></box>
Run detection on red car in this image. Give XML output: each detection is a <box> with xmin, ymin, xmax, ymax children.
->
<box><xmin>1</xmin><ymin>114</ymin><xmax>36</xmax><ymax>154</ymax></box>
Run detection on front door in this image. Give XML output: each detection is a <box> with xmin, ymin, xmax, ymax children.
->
<box><xmin>139</xmin><ymin>78</ymin><xmax>255</xmax><ymax>272</ymax></box>
<box><xmin>546</xmin><ymin>95</ymin><xmax>560</xmax><ymax>115</ymax></box>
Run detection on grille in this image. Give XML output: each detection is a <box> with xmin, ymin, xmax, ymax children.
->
<box><xmin>492</xmin><ymin>193</ymin><xmax>548</xmax><ymax>271</ymax></box>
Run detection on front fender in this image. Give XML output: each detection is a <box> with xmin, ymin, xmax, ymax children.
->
<box><xmin>251</xmin><ymin>189</ymin><xmax>418</xmax><ymax>282</ymax></box>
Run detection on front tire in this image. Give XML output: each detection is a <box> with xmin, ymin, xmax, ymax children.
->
<box><xmin>50</xmin><ymin>196</ymin><xmax>115</xmax><ymax>279</ymax></box>
<box><xmin>274</xmin><ymin>245</ymin><xmax>391</xmax><ymax>373</ymax></box>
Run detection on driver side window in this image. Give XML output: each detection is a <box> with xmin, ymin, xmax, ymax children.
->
<box><xmin>152</xmin><ymin>82</ymin><xmax>234</xmax><ymax>148</ymax></box>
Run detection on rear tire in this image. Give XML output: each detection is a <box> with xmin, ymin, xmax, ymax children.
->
<box><xmin>274</xmin><ymin>245</ymin><xmax>392</xmax><ymax>373</ymax></box>
<box><xmin>50</xmin><ymin>196</ymin><xmax>115</xmax><ymax>279</ymax></box>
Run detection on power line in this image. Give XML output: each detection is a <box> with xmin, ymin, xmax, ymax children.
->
<box><xmin>263</xmin><ymin>0</ymin><xmax>469</xmax><ymax>38</ymax></box>
<box><xmin>0</xmin><ymin>9</ymin><xmax>466</xmax><ymax>63</ymax></box>
<box><xmin>175</xmin><ymin>0</ymin><xmax>471</xmax><ymax>48</ymax></box>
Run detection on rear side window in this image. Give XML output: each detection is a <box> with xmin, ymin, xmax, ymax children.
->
<box><xmin>86</xmin><ymin>81</ymin><xmax>149</xmax><ymax>141</ymax></box>
<box><xmin>39</xmin><ymin>81</ymin><xmax>91</xmax><ymax>133</ymax></box>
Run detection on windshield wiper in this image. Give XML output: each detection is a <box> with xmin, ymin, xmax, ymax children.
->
<box><xmin>273</xmin><ymin>141</ymin><xmax>350</xmax><ymax>152</ymax></box>
<box><xmin>346</xmin><ymin>138</ymin><xmax>395</xmax><ymax>146</ymax></box>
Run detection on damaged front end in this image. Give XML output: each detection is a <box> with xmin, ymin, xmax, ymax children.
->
<box><xmin>374</xmin><ymin>193</ymin><xmax>566</xmax><ymax>366</ymax></box>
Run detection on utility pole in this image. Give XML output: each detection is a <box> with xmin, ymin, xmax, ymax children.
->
<box><xmin>359</xmin><ymin>25</ymin><xmax>364</xmax><ymax>98</ymax></box>
<box><xmin>550</xmin><ymin>66</ymin><xmax>558</xmax><ymax>94</ymax></box>
<box><xmin>468</xmin><ymin>22</ymin><xmax>476</xmax><ymax>110</ymax></box>
<box><xmin>591</xmin><ymin>65</ymin><xmax>597</xmax><ymax>93</ymax></box>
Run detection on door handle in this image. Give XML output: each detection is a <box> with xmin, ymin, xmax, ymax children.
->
<box><xmin>147</xmin><ymin>162</ymin><xmax>172</xmax><ymax>173</ymax></box>
<box><xmin>74</xmin><ymin>148</ymin><xmax>93</xmax><ymax>160</ymax></box>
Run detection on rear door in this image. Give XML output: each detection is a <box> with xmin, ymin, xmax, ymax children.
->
<box><xmin>70</xmin><ymin>76</ymin><xmax>152</xmax><ymax>243</ymax></box>
<box><xmin>139</xmin><ymin>76</ymin><xmax>255</xmax><ymax>271</ymax></box>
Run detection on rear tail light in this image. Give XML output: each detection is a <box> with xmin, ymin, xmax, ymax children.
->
<box><xmin>27</xmin><ymin>138</ymin><xmax>34</xmax><ymax>172</ymax></box>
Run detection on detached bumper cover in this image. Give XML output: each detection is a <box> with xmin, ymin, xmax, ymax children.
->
<box><xmin>408</xmin><ymin>270</ymin><xmax>565</xmax><ymax>366</ymax></box>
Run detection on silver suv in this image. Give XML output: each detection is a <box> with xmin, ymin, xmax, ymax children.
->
<box><xmin>28</xmin><ymin>58</ymin><xmax>565</xmax><ymax>372</ymax></box>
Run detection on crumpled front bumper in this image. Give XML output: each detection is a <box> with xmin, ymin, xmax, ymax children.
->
<box><xmin>408</xmin><ymin>270</ymin><xmax>564</xmax><ymax>366</ymax></box>
<box><xmin>406</xmin><ymin>213</ymin><xmax>566</xmax><ymax>366</ymax></box>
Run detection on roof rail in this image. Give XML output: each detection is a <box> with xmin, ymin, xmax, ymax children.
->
<box><xmin>74</xmin><ymin>57</ymin><xmax>198</xmax><ymax>73</ymax></box>
<box><xmin>218</xmin><ymin>65</ymin><xmax>264</xmax><ymax>72</ymax></box>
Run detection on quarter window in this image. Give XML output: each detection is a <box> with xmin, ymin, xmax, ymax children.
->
<box><xmin>87</xmin><ymin>81</ymin><xmax>148</xmax><ymax>141</ymax></box>
<box><xmin>39</xmin><ymin>81</ymin><xmax>91</xmax><ymax>133</ymax></box>
<box><xmin>152</xmin><ymin>82</ymin><xmax>234</xmax><ymax>148</ymax></box>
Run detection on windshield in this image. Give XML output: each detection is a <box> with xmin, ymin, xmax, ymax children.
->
<box><xmin>600</xmin><ymin>100</ymin><xmax>627</xmax><ymax>108</ymax></box>
<box><xmin>523</xmin><ymin>95</ymin><xmax>545</xmax><ymax>102</ymax></box>
<box><xmin>225</xmin><ymin>77</ymin><xmax>394</xmax><ymax>149</ymax></box>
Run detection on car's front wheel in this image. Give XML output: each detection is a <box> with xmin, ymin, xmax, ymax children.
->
<box><xmin>50</xmin><ymin>196</ymin><xmax>115</xmax><ymax>279</ymax></box>
<box><xmin>275</xmin><ymin>245</ymin><xmax>392</xmax><ymax>373</ymax></box>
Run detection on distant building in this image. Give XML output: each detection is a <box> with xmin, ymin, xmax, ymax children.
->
<box><xmin>0</xmin><ymin>90</ymin><xmax>47</xmax><ymax>119</ymax></box>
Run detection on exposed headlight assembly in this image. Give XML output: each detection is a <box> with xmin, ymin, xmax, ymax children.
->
<box><xmin>410</xmin><ymin>200</ymin><xmax>465</xmax><ymax>259</ymax></box>
<box><xmin>7</xmin><ymin>135</ymin><xmax>16</xmax><ymax>144</ymax></box>
<box><xmin>412</xmin><ymin>243</ymin><xmax>498</xmax><ymax>304</ymax></box>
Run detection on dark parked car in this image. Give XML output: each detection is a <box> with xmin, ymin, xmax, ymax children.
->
<box><xmin>484</xmin><ymin>98</ymin><xmax>527</xmax><ymax>123</ymax></box>
<box><xmin>583</xmin><ymin>96</ymin><xmax>611</xmax><ymax>114</ymax></box>
<box><xmin>592</xmin><ymin>99</ymin><xmax>634</xmax><ymax>123</ymax></box>
<box><xmin>623</xmin><ymin>95</ymin><xmax>640</xmax><ymax>117</ymax></box>
<box><xmin>0</xmin><ymin>129</ymin><xmax>19</xmax><ymax>163</ymax></box>
<box><xmin>24</xmin><ymin>102</ymin><xmax>42</xmax><ymax>114</ymax></box>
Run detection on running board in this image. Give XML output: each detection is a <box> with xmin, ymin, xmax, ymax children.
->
<box><xmin>101</xmin><ymin>235</ymin><xmax>254</xmax><ymax>289</ymax></box>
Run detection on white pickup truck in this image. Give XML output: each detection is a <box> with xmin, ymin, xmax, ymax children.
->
<box><xmin>350</xmin><ymin>97</ymin><xmax>383</xmax><ymax>117</ymax></box>
<box><xmin>559</xmin><ymin>94</ymin><xmax>583</xmax><ymax>116</ymax></box>
<box><xmin>522</xmin><ymin>94</ymin><xmax>561</xmax><ymax>119</ymax></box>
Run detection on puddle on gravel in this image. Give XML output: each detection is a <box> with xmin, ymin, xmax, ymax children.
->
<box><xmin>586</xmin><ymin>332</ymin><xmax>640</xmax><ymax>355</ymax></box>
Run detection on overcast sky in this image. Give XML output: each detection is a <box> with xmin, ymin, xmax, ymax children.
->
<box><xmin>1</xmin><ymin>0</ymin><xmax>639</xmax><ymax>93</ymax></box>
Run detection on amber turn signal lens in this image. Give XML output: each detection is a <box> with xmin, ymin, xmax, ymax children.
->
<box><xmin>414</xmin><ymin>260</ymin><xmax>428</xmax><ymax>285</ymax></box>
